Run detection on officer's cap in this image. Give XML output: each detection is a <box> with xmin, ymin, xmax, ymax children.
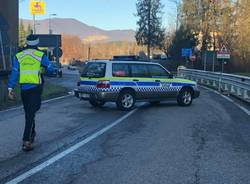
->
<box><xmin>26</xmin><ymin>35</ymin><xmax>39</xmax><ymax>46</ymax></box>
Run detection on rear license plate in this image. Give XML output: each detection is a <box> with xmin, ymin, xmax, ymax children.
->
<box><xmin>80</xmin><ymin>93</ymin><xmax>90</xmax><ymax>98</ymax></box>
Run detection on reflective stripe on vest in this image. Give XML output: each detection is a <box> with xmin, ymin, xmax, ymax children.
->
<box><xmin>20</xmin><ymin>70</ymin><xmax>40</xmax><ymax>75</ymax></box>
<box><xmin>16</xmin><ymin>49</ymin><xmax>44</xmax><ymax>84</ymax></box>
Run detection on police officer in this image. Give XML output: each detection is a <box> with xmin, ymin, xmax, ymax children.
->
<box><xmin>8</xmin><ymin>35</ymin><xmax>53</xmax><ymax>151</ymax></box>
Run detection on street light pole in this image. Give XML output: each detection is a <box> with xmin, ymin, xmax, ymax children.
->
<box><xmin>49</xmin><ymin>14</ymin><xmax>57</xmax><ymax>34</ymax></box>
<box><xmin>33</xmin><ymin>14</ymin><xmax>36</xmax><ymax>34</ymax></box>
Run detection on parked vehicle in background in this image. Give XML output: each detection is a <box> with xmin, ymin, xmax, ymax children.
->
<box><xmin>152</xmin><ymin>54</ymin><xmax>168</xmax><ymax>60</ymax></box>
<box><xmin>45</xmin><ymin>62</ymin><xmax>62</xmax><ymax>77</ymax></box>
<box><xmin>67</xmin><ymin>64</ymin><xmax>78</xmax><ymax>70</ymax></box>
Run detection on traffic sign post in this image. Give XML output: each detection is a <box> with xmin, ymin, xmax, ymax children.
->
<box><xmin>181</xmin><ymin>48</ymin><xmax>192</xmax><ymax>57</ymax></box>
<box><xmin>189</xmin><ymin>55</ymin><xmax>196</xmax><ymax>68</ymax></box>
<box><xmin>30</xmin><ymin>1</ymin><xmax>46</xmax><ymax>15</ymax></box>
<box><xmin>217</xmin><ymin>45</ymin><xmax>230</xmax><ymax>92</ymax></box>
<box><xmin>217</xmin><ymin>45</ymin><xmax>230</xmax><ymax>60</ymax></box>
<box><xmin>182</xmin><ymin>48</ymin><xmax>192</xmax><ymax>67</ymax></box>
<box><xmin>30</xmin><ymin>0</ymin><xmax>46</xmax><ymax>34</ymax></box>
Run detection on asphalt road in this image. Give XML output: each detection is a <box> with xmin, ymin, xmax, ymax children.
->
<box><xmin>0</xmin><ymin>72</ymin><xmax>250</xmax><ymax>184</ymax></box>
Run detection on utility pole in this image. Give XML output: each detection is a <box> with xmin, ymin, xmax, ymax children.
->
<box><xmin>88</xmin><ymin>45</ymin><xmax>91</xmax><ymax>61</ymax></box>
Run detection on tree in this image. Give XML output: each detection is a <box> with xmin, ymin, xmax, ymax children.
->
<box><xmin>19</xmin><ymin>20</ymin><xmax>26</xmax><ymax>48</ymax></box>
<box><xmin>168</xmin><ymin>25</ymin><xmax>199</xmax><ymax>67</ymax></box>
<box><xmin>135</xmin><ymin>0</ymin><xmax>165</xmax><ymax>59</ymax></box>
<box><xmin>27</xmin><ymin>24</ymin><xmax>33</xmax><ymax>35</ymax></box>
<box><xmin>161</xmin><ymin>29</ymin><xmax>175</xmax><ymax>56</ymax></box>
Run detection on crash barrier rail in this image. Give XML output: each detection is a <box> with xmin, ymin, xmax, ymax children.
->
<box><xmin>177</xmin><ymin>68</ymin><xmax>250</xmax><ymax>103</ymax></box>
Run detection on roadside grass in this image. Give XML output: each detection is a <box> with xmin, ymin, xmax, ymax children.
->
<box><xmin>0</xmin><ymin>82</ymin><xmax>68</xmax><ymax>110</ymax></box>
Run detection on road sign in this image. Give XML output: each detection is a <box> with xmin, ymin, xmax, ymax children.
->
<box><xmin>217</xmin><ymin>45</ymin><xmax>230</xmax><ymax>59</ymax></box>
<box><xmin>33</xmin><ymin>34</ymin><xmax>61</xmax><ymax>47</ymax></box>
<box><xmin>182</xmin><ymin>48</ymin><xmax>192</xmax><ymax>57</ymax></box>
<box><xmin>190</xmin><ymin>55</ymin><xmax>197</xmax><ymax>62</ymax></box>
<box><xmin>30</xmin><ymin>0</ymin><xmax>46</xmax><ymax>15</ymax></box>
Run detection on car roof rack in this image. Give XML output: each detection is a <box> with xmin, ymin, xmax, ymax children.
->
<box><xmin>112</xmin><ymin>55</ymin><xmax>149</xmax><ymax>62</ymax></box>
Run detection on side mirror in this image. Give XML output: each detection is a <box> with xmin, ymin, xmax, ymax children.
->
<box><xmin>169</xmin><ymin>74</ymin><xmax>174</xmax><ymax>79</ymax></box>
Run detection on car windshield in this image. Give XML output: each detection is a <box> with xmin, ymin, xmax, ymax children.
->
<box><xmin>81</xmin><ymin>62</ymin><xmax>106</xmax><ymax>78</ymax></box>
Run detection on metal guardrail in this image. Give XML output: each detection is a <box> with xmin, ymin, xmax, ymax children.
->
<box><xmin>177</xmin><ymin>68</ymin><xmax>250</xmax><ymax>103</ymax></box>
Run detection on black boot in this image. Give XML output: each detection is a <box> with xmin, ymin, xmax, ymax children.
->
<box><xmin>22</xmin><ymin>141</ymin><xmax>34</xmax><ymax>152</ymax></box>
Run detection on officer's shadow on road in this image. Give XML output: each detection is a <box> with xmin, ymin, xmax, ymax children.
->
<box><xmin>137</xmin><ymin>101</ymin><xmax>180</xmax><ymax>110</ymax></box>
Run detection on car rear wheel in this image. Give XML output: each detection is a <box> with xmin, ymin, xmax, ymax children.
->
<box><xmin>177</xmin><ymin>89</ymin><xmax>193</xmax><ymax>106</ymax></box>
<box><xmin>89</xmin><ymin>99</ymin><xmax>105</xmax><ymax>107</ymax></box>
<box><xmin>116</xmin><ymin>90</ymin><xmax>136</xmax><ymax>111</ymax></box>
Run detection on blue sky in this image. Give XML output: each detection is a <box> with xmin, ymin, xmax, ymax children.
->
<box><xmin>19</xmin><ymin>0</ymin><xmax>177</xmax><ymax>30</ymax></box>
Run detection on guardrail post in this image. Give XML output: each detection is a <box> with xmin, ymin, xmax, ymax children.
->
<box><xmin>237</xmin><ymin>87</ymin><xmax>242</xmax><ymax>96</ymax></box>
<box><xmin>243</xmin><ymin>90</ymin><xmax>250</xmax><ymax>101</ymax></box>
<box><xmin>224</xmin><ymin>84</ymin><xmax>229</xmax><ymax>91</ymax></box>
<box><xmin>206</xmin><ymin>79</ymin><xmax>210</xmax><ymax>86</ymax></box>
<box><xmin>212</xmin><ymin>81</ymin><xmax>217</xmax><ymax>87</ymax></box>
<box><xmin>230</xmin><ymin>85</ymin><xmax>236</xmax><ymax>94</ymax></box>
<box><xmin>200</xmin><ymin>78</ymin><xmax>204</xmax><ymax>84</ymax></box>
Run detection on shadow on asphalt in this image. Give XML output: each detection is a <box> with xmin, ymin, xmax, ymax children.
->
<box><xmin>141</xmin><ymin>101</ymin><xmax>180</xmax><ymax>109</ymax></box>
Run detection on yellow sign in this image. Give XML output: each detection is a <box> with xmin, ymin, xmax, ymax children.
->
<box><xmin>30</xmin><ymin>0</ymin><xmax>46</xmax><ymax>15</ymax></box>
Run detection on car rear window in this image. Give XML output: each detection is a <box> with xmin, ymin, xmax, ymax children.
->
<box><xmin>81</xmin><ymin>62</ymin><xmax>106</xmax><ymax>78</ymax></box>
<box><xmin>112</xmin><ymin>63</ymin><xmax>130</xmax><ymax>77</ymax></box>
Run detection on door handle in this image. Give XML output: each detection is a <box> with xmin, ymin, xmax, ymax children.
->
<box><xmin>133</xmin><ymin>79</ymin><xmax>139</xmax><ymax>82</ymax></box>
<box><xmin>155</xmin><ymin>80</ymin><xmax>161</xmax><ymax>82</ymax></box>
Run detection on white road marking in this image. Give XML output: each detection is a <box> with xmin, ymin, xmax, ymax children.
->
<box><xmin>42</xmin><ymin>94</ymin><xmax>72</xmax><ymax>104</ymax></box>
<box><xmin>5</xmin><ymin>108</ymin><xmax>138</xmax><ymax>184</ymax></box>
<box><xmin>0</xmin><ymin>94</ymin><xmax>72</xmax><ymax>114</ymax></box>
<box><xmin>200</xmin><ymin>86</ymin><xmax>250</xmax><ymax>116</ymax></box>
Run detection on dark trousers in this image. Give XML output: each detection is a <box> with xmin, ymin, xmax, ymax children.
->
<box><xmin>21</xmin><ymin>86</ymin><xmax>42</xmax><ymax>142</ymax></box>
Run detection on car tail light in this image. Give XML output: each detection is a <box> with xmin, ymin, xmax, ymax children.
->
<box><xmin>77</xmin><ymin>81</ymin><xmax>81</xmax><ymax>87</ymax></box>
<box><xmin>96</xmin><ymin>80</ymin><xmax>110</xmax><ymax>88</ymax></box>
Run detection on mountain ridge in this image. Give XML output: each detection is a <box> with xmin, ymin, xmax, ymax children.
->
<box><xmin>21</xmin><ymin>18</ymin><xmax>135</xmax><ymax>43</ymax></box>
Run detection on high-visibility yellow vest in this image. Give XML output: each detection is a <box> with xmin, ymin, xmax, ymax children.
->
<box><xmin>16</xmin><ymin>49</ymin><xmax>44</xmax><ymax>84</ymax></box>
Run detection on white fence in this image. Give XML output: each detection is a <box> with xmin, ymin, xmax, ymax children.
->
<box><xmin>178</xmin><ymin>69</ymin><xmax>250</xmax><ymax>103</ymax></box>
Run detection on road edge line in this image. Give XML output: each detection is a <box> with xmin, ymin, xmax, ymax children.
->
<box><xmin>5</xmin><ymin>108</ymin><xmax>138</xmax><ymax>184</ymax></box>
<box><xmin>200</xmin><ymin>85</ymin><xmax>250</xmax><ymax>116</ymax></box>
<box><xmin>0</xmin><ymin>94</ymin><xmax>72</xmax><ymax>113</ymax></box>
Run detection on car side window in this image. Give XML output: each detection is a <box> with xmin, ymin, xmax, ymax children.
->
<box><xmin>148</xmin><ymin>65</ymin><xmax>169</xmax><ymax>78</ymax></box>
<box><xmin>112</xmin><ymin>63</ymin><xmax>130</xmax><ymax>77</ymax></box>
<box><xmin>130</xmin><ymin>64</ymin><xmax>149</xmax><ymax>78</ymax></box>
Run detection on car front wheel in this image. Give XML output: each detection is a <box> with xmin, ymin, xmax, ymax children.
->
<box><xmin>116</xmin><ymin>90</ymin><xmax>136</xmax><ymax>111</ymax></box>
<box><xmin>177</xmin><ymin>89</ymin><xmax>193</xmax><ymax>106</ymax></box>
